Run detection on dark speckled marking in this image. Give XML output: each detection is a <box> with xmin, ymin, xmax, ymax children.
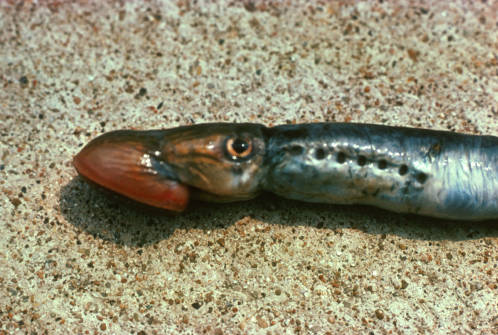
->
<box><xmin>429</xmin><ymin>143</ymin><xmax>441</xmax><ymax>155</ymax></box>
<box><xmin>378</xmin><ymin>159</ymin><xmax>387</xmax><ymax>169</ymax></box>
<box><xmin>315</xmin><ymin>148</ymin><xmax>326</xmax><ymax>160</ymax></box>
<box><xmin>416</xmin><ymin>172</ymin><xmax>427</xmax><ymax>184</ymax></box>
<box><xmin>336</xmin><ymin>152</ymin><xmax>346</xmax><ymax>163</ymax></box>
<box><xmin>357</xmin><ymin>155</ymin><xmax>367</xmax><ymax>166</ymax></box>
<box><xmin>399</xmin><ymin>164</ymin><xmax>408</xmax><ymax>175</ymax></box>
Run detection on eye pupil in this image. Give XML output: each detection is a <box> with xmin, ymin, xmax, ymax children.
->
<box><xmin>225</xmin><ymin>137</ymin><xmax>253</xmax><ymax>160</ymax></box>
<box><xmin>232</xmin><ymin>138</ymin><xmax>249</xmax><ymax>154</ymax></box>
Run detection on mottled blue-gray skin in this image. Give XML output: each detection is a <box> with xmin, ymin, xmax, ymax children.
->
<box><xmin>263</xmin><ymin>123</ymin><xmax>498</xmax><ymax>220</ymax></box>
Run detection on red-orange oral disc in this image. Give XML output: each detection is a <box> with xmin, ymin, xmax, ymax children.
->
<box><xmin>73</xmin><ymin>132</ymin><xmax>189</xmax><ymax>212</ymax></box>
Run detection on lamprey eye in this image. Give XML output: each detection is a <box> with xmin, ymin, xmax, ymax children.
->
<box><xmin>225</xmin><ymin>137</ymin><xmax>253</xmax><ymax>160</ymax></box>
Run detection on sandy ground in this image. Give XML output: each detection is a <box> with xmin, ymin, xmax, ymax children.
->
<box><xmin>1</xmin><ymin>0</ymin><xmax>497</xmax><ymax>334</ymax></box>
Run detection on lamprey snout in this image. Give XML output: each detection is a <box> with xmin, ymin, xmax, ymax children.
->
<box><xmin>74</xmin><ymin>122</ymin><xmax>498</xmax><ymax>220</ymax></box>
<box><xmin>73</xmin><ymin>123</ymin><xmax>267</xmax><ymax>211</ymax></box>
<box><xmin>73</xmin><ymin>130</ymin><xmax>190</xmax><ymax>211</ymax></box>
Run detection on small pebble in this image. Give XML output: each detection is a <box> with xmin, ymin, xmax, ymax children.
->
<box><xmin>19</xmin><ymin>75</ymin><xmax>28</xmax><ymax>87</ymax></box>
<box><xmin>10</xmin><ymin>198</ymin><xmax>22</xmax><ymax>208</ymax></box>
<box><xmin>257</xmin><ymin>316</ymin><xmax>268</xmax><ymax>328</ymax></box>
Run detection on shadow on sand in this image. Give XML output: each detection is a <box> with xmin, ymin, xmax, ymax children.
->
<box><xmin>59</xmin><ymin>176</ymin><xmax>498</xmax><ymax>247</ymax></box>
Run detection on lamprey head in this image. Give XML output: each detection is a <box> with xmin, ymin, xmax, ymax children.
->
<box><xmin>158</xmin><ymin>123</ymin><xmax>267</xmax><ymax>203</ymax></box>
<box><xmin>73</xmin><ymin>123</ymin><xmax>267</xmax><ymax>211</ymax></box>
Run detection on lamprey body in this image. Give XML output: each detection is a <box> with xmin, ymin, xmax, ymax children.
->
<box><xmin>74</xmin><ymin>123</ymin><xmax>498</xmax><ymax>221</ymax></box>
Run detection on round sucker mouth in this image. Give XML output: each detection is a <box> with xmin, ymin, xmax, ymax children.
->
<box><xmin>73</xmin><ymin>130</ymin><xmax>190</xmax><ymax>212</ymax></box>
